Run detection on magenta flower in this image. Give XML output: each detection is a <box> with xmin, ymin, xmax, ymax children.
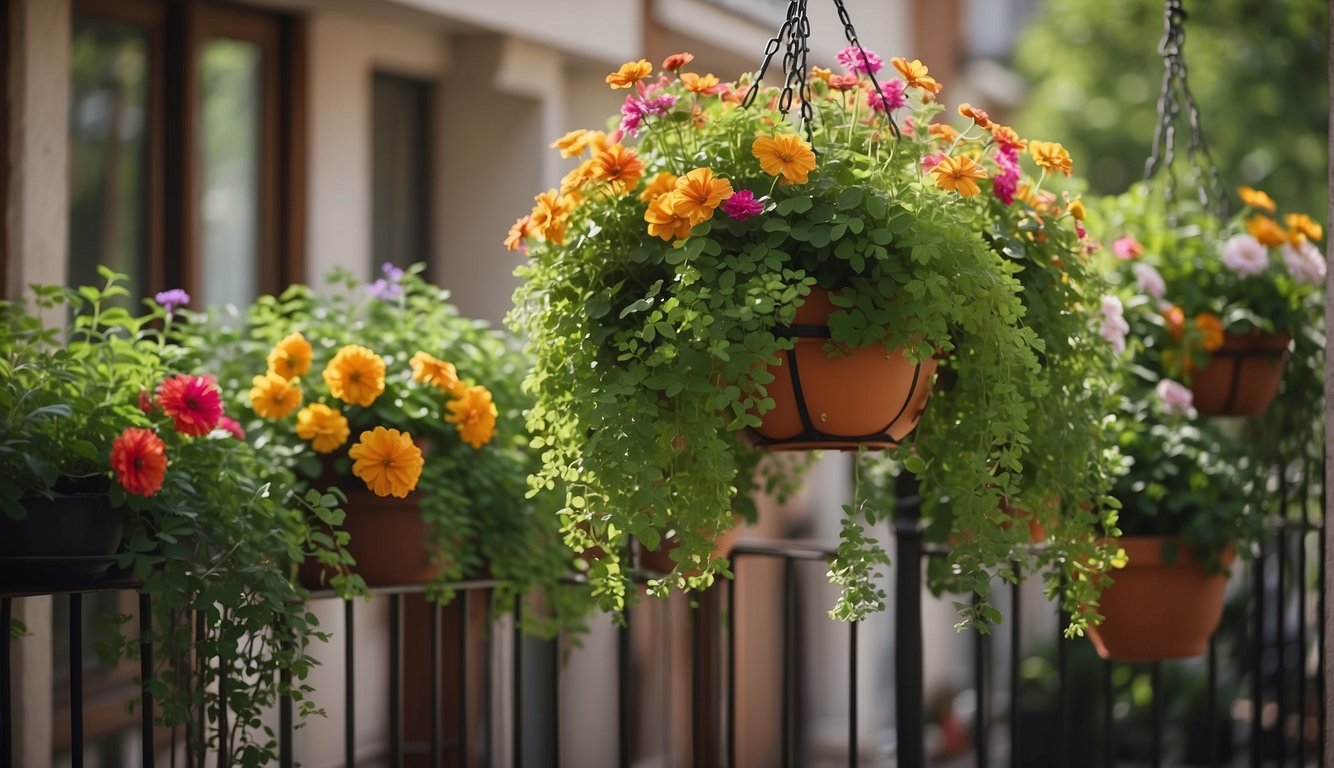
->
<box><xmin>722</xmin><ymin>190</ymin><xmax>764</xmax><ymax>222</ymax></box>
<box><xmin>1112</xmin><ymin>235</ymin><xmax>1143</xmax><ymax>260</ymax></box>
<box><xmin>866</xmin><ymin>79</ymin><xmax>906</xmax><ymax>113</ymax></box>
<box><xmin>836</xmin><ymin>46</ymin><xmax>884</xmax><ymax>75</ymax></box>
<box><xmin>620</xmin><ymin>93</ymin><xmax>677</xmax><ymax>137</ymax></box>
<box><xmin>218</xmin><ymin>416</ymin><xmax>246</xmax><ymax>440</ymax></box>
<box><xmin>990</xmin><ymin>145</ymin><xmax>1020</xmax><ymax>205</ymax></box>
<box><xmin>920</xmin><ymin>153</ymin><xmax>946</xmax><ymax>171</ymax></box>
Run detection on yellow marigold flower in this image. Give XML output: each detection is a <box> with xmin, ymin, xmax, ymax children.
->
<box><xmin>929</xmin><ymin>155</ymin><xmax>988</xmax><ymax>197</ymax></box>
<box><xmin>295</xmin><ymin>403</ymin><xmax>350</xmax><ymax>454</ymax></box>
<box><xmin>1285</xmin><ymin>212</ymin><xmax>1323</xmax><ymax>242</ymax></box>
<box><xmin>503</xmin><ymin>215</ymin><xmax>533</xmax><ymax>252</ymax></box>
<box><xmin>250</xmin><ymin>371</ymin><xmax>302</xmax><ymax>420</ymax></box>
<box><xmin>671</xmin><ymin>167</ymin><xmax>733</xmax><ymax>224</ymax></box>
<box><xmin>957</xmin><ymin>102</ymin><xmax>991</xmax><ymax>128</ymax></box>
<box><xmin>1247</xmin><ymin>214</ymin><xmax>1287</xmax><ymax>247</ymax></box>
<box><xmin>446</xmin><ymin>385</ymin><xmax>499</xmax><ymax>449</ymax></box>
<box><xmin>266</xmin><ymin>332</ymin><xmax>313</xmax><ymax>380</ymax></box>
<box><xmin>645</xmin><ymin>192</ymin><xmax>695</xmax><ymax>241</ymax></box>
<box><xmin>639</xmin><ymin>171</ymin><xmax>679</xmax><ymax>203</ymax></box>
<box><xmin>551</xmin><ymin>129</ymin><xmax>592</xmax><ymax>158</ymax></box>
<box><xmin>590</xmin><ymin>144</ymin><xmax>646</xmax><ymax>195</ymax></box>
<box><xmin>349</xmin><ymin>427</ymin><xmax>424</xmax><ymax>498</ymax></box>
<box><xmin>605</xmin><ymin>59</ymin><xmax>653</xmax><ymax>89</ymax></box>
<box><xmin>751</xmin><ymin>133</ymin><xmax>817</xmax><ymax>185</ymax></box>
<box><xmin>1067</xmin><ymin>199</ymin><xmax>1087</xmax><ymax>221</ymax></box>
<box><xmin>410</xmin><ymin>351</ymin><xmax>463</xmax><ymax>395</ymax></box>
<box><xmin>990</xmin><ymin>124</ymin><xmax>1027</xmax><ymax>152</ymax></box>
<box><xmin>810</xmin><ymin>66</ymin><xmax>834</xmax><ymax>84</ymax></box>
<box><xmin>1238</xmin><ymin>186</ymin><xmax>1277</xmax><ymax>213</ymax></box>
<box><xmin>1195</xmin><ymin>313</ymin><xmax>1225</xmax><ymax>352</ymax></box>
<box><xmin>891</xmin><ymin>57</ymin><xmax>942</xmax><ymax>96</ymax></box>
<box><xmin>1029</xmin><ymin>141</ymin><xmax>1073</xmax><ymax>176</ymax></box>
<box><xmin>323</xmin><ymin>345</ymin><xmax>386</xmax><ymax>407</ymax></box>
<box><xmin>928</xmin><ymin>123</ymin><xmax>959</xmax><ymax>144</ymax></box>
<box><xmin>680</xmin><ymin>72</ymin><xmax>720</xmax><ymax>94</ymax></box>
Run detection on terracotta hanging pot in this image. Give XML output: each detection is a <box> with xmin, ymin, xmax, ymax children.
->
<box><xmin>1087</xmin><ymin>536</ymin><xmax>1234</xmax><ymax>662</ymax></box>
<box><xmin>299</xmin><ymin>484</ymin><xmax>445</xmax><ymax>589</ymax></box>
<box><xmin>747</xmin><ymin>288</ymin><xmax>937</xmax><ymax>451</ymax></box>
<box><xmin>1188</xmin><ymin>332</ymin><xmax>1290</xmax><ymax>417</ymax></box>
<box><xmin>0</xmin><ymin>491</ymin><xmax>124</xmax><ymax>587</ymax></box>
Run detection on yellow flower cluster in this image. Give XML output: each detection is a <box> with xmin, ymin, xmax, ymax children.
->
<box><xmin>249</xmin><ymin>332</ymin><xmax>498</xmax><ymax>498</ymax></box>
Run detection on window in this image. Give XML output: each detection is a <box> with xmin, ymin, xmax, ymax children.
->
<box><xmin>371</xmin><ymin>72</ymin><xmax>433</xmax><ymax>277</ymax></box>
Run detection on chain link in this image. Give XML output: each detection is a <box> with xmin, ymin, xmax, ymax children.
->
<box><xmin>1143</xmin><ymin>0</ymin><xmax>1228</xmax><ymax>216</ymax></box>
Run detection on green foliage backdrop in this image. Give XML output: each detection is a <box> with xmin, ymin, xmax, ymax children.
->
<box><xmin>1013</xmin><ymin>0</ymin><xmax>1327</xmax><ymax>213</ymax></box>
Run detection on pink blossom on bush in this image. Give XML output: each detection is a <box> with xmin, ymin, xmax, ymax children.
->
<box><xmin>721</xmin><ymin>190</ymin><xmax>764</xmax><ymax>221</ymax></box>
<box><xmin>866</xmin><ymin>79</ymin><xmax>906</xmax><ymax>113</ymax></box>
<box><xmin>1221</xmin><ymin>234</ymin><xmax>1269</xmax><ymax>277</ymax></box>
<box><xmin>1282</xmin><ymin>240</ymin><xmax>1326</xmax><ymax>285</ymax></box>
<box><xmin>1155</xmin><ymin>378</ymin><xmax>1196</xmax><ymax>417</ymax></box>
<box><xmin>1132</xmin><ymin>262</ymin><xmax>1166</xmax><ymax>299</ymax></box>
<box><xmin>1099</xmin><ymin>295</ymin><xmax>1130</xmax><ymax>355</ymax></box>
<box><xmin>836</xmin><ymin>46</ymin><xmax>883</xmax><ymax>75</ymax></box>
<box><xmin>920</xmin><ymin>153</ymin><xmax>946</xmax><ymax>171</ymax></box>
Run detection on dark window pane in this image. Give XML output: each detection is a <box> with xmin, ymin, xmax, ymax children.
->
<box><xmin>372</xmin><ymin>72</ymin><xmax>432</xmax><ymax>276</ymax></box>
<box><xmin>68</xmin><ymin>15</ymin><xmax>150</xmax><ymax>299</ymax></box>
<box><xmin>200</xmin><ymin>37</ymin><xmax>262</xmax><ymax>307</ymax></box>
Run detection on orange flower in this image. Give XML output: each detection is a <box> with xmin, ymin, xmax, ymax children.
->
<box><xmin>560</xmin><ymin>159</ymin><xmax>596</xmax><ymax>198</ymax></box>
<box><xmin>929</xmin><ymin>155</ymin><xmax>988</xmax><ymax>197</ymax></box>
<box><xmin>605</xmin><ymin>59</ymin><xmax>652</xmax><ymax>89</ymax></box>
<box><xmin>957</xmin><ymin>102</ymin><xmax>991</xmax><ymax>128</ymax></box>
<box><xmin>323</xmin><ymin>344</ymin><xmax>386</xmax><ymax>407</ymax></box>
<box><xmin>645</xmin><ymin>192</ymin><xmax>694</xmax><ymax>241</ymax></box>
<box><xmin>349</xmin><ymin>427</ymin><xmax>423</xmax><ymax>498</ymax></box>
<box><xmin>1194</xmin><ymin>313</ymin><xmax>1225</xmax><ymax>352</ymax></box>
<box><xmin>1029</xmin><ymin>141</ymin><xmax>1073</xmax><ymax>176</ymax></box>
<box><xmin>828</xmin><ymin>74</ymin><xmax>860</xmax><ymax>91</ymax></box>
<box><xmin>1067</xmin><ymin>199</ymin><xmax>1087</xmax><ymax>221</ymax></box>
<box><xmin>662</xmin><ymin>52</ymin><xmax>694</xmax><ymax>72</ymax></box>
<box><xmin>990</xmin><ymin>124</ymin><xmax>1027</xmax><ymax>152</ymax></box>
<box><xmin>671</xmin><ymin>168</ymin><xmax>733</xmax><ymax>224</ymax></box>
<box><xmin>504</xmin><ymin>215</ymin><xmax>533</xmax><ymax>252</ymax></box>
<box><xmin>550</xmin><ymin>129</ymin><xmax>593</xmax><ymax>158</ymax></box>
<box><xmin>680</xmin><ymin>72</ymin><xmax>721</xmax><ymax>94</ymax></box>
<box><xmin>1246</xmin><ymin>214</ymin><xmax>1287</xmax><ymax>247</ymax></box>
<box><xmin>1162</xmin><ymin>305</ymin><xmax>1186</xmax><ymax>341</ymax></box>
<box><xmin>639</xmin><ymin>171</ymin><xmax>679</xmax><ymax>203</ymax></box>
<box><xmin>590</xmin><ymin>144</ymin><xmax>646</xmax><ymax>194</ymax></box>
<box><xmin>267</xmin><ymin>332</ymin><xmax>313</xmax><ymax>380</ymax></box>
<box><xmin>295</xmin><ymin>403</ymin><xmax>350</xmax><ymax>454</ymax></box>
<box><xmin>446</xmin><ymin>385</ymin><xmax>499</xmax><ymax>449</ymax></box>
<box><xmin>1285</xmin><ymin>212</ymin><xmax>1323</xmax><ymax>242</ymax></box>
<box><xmin>810</xmin><ymin>66</ymin><xmax>834</xmax><ymax>84</ymax></box>
<box><xmin>928</xmin><ymin>123</ymin><xmax>960</xmax><ymax>143</ymax></box>
<box><xmin>530</xmin><ymin>189</ymin><xmax>574</xmax><ymax>245</ymax></box>
<box><xmin>751</xmin><ymin>133</ymin><xmax>817</xmax><ymax>185</ymax></box>
<box><xmin>250</xmin><ymin>371</ymin><xmax>302</xmax><ymax>420</ymax></box>
<box><xmin>1238</xmin><ymin>186</ymin><xmax>1277</xmax><ymax>213</ymax></box>
<box><xmin>891</xmin><ymin>57</ymin><xmax>942</xmax><ymax>95</ymax></box>
<box><xmin>410</xmin><ymin>351</ymin><xmax>464</xmax><ymax>395</ymax></box>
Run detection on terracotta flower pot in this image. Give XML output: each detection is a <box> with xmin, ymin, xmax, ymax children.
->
<box><xmin>747</xmin><ymin>288</ymin><xmax>937</xmax><ymax>451</ymax></box>
<box><xmin>1087</xmin><ymin>536</ymin><xmax>1234</xmax><ymax>662</ymax></box>
<box><xmin>1187</xmin><ymin>332</ymin><xmax>1290</xmax><ymax>417</ymax></box>
<box><xmin>0</xmin><ymin>493</ymin><xmax>124</xmax><ymax>587</ymax></box>
<box><xmin>299</xmin><ymin>484</ymin><xmax>444</xmax><ymax>589</ymax></box>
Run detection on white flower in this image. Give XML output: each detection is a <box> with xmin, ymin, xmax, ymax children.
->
<box><xmin>1221</xmin><ymin>234</ymin><xmax>1270</xmax><ymax>277</ymax></box>
<box><xmin>1155</xmin><ymin>378</ymin><xmax>1196</xmax><ymax>417</ymax></box>
<box><xmin>1132</xmin><ymin>262</ymin><xmax>1166</xmax><ymax>299</ymax></box>
<box><xmin>1281</xmin><ymin>240</ymin><xmax>1326</xmax><ymax>285</ymax></box>
<box><xmin>1098</xmin><ymin>295</ymin><xmax>1129</xmax><ymax>355</ymax></box>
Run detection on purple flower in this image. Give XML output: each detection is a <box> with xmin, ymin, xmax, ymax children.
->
<box><xmin>836</xmin><ymin>46</ymin><xmax>883</xmax><ymax>76</ymax></box>
<box><xmin>866</xmin><ymin>79</ymin><xmax>906</xmax><ymax>114</ymax></box>
<box><xmin>154</xmin><ymin>289</ymin><xmax>190</xmax><ymax>314</ymax></box>
<box><xmin>619</xmin><ymin>94</ymin><xmax>677</xmax><ymax>137</ymax></box>
<box><xmin>368</xmin><ymin>278</ymin><xmax>402</xmax><ymax>301</ymax></box>
<box><xmin>721</xmin><ymin>190</ymin><xmax>764</xmax><ymax>221</ymax></box>
<box><xmin>381</xmin><ymin>263</ymin><xmax>405</xmax><ymax>282</ymax></box>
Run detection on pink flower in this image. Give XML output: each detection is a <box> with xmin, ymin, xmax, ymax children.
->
<box><xmin>1112</xmin><ymin>235</ymin><xmax>1143</xmax><ymax>260</ymax></box>
<box><xmin>1098</xmin><ymin>295</ymin><xmax>1129</xmax><ymax>355</ymax></box>
<box><xmin>990</xmin><ymin>146</ymin><xmax>1020</xmax><ymax>205</ymax></box>
<box><xmin>218</xmin><ymin>416</ymin><xmax>246</xmax><ymax>440</ymax></box>
<box><xmin>866</xmin><ymin>79</ymin><xmax>906</xmax><ymax>113</ymax></box>
<box><xmin>1282</xmin><ymin>240</ymin><xmax>1326</xmax><ymax>285</ymax></box>
<box><xmin>1155</xmin><ymin>378</ymin><xmax>1196</xmax><ymax>417</ymax></box>
<box><xmin>619</xmin><ymin>93</ymin><xmax>677</xmax><ymax>137</ymax></box>
<box><xmin>1221</xmin><ymin>234</ymin><xmax>1269</xmax><ymax>277</ymax></box>
<box><xmin>1132</xmin><ymin>262</ymin><xmax>1166</xmax><ymax>299</ymax></box>
<box><xmin>836</xmin><ymin>46</ymin><xmax>884</xmax><ymax>75</ymax></box>
<box><xmin>920</xmin><ymin>153</ymin><xmax>946</xmax><ymax>171</ymax></box>
<box><xmin>721</xmin><ymin>190</ymin><xmax>764</xmax><ymax>221</ymax></box>
<box><xmin>1075</xmin><ymin>220</ymin><xmax>1088</xmax><ymax>239</ymax></box>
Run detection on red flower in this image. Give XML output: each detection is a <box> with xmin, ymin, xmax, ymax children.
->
<box><xmin>137</xmin><ymin>390</ymin><xmax>156</xmax><ymax>414</ymax></box>
<box><xmin>110</xmin><ymin>427</ymin><xmax>167</xmax><ymax>496</ymax></box>
<box><xmin>156</xmin><ymin>374</ymin><xmax>223</xmax><ymax>436</ymax></box>
<box><xmin>218</xmin><ymin>416</ymin><xmax>246</xmax><ymax>440</ymax></box>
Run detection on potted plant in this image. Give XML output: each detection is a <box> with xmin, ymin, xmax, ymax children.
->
<box><xmin>184</xmin><ymin>264</ymin><xmax>585</xmax><ymax>629</ymax></box>
<box><xmin>1089</xmin><ymin>369</ymin><xmax>1262</xmax><ymax>662</ymax></box>
<box><xmin>506</xmin><ymin>49</ymin><xmax>1118</xmax><ymax>626</ymax></box>
<box><xmin>0</xmin><ymin>270</ymin><xmax>355</xmax><ymax>764</ymax></box>
<box><xmin>1096</xmin><ymin>184</ymin><xmax>1325</xmax><ymax>417</ymax></box>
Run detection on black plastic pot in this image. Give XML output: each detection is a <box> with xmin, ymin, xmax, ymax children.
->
<box><xmin>0</xmin><ymin>493</ymin><xmax>125</xmax><ymax>588</ymax></box>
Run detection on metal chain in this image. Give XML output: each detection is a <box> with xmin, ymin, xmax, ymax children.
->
<box><xmin>832</xmin><ymin>0</ymin><xmax>900</xmax><ymax>139</ymax></box>
<box><xmin>1143</xmin><ymin>0</ymin><xmax>1228</xmax><ymax>216</ymax></box>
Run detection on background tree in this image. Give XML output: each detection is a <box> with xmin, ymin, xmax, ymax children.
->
<box><xmin>1013</xmin><ymin>0</ymin><xmax>1327</xmax><ymax>213</ymax></box>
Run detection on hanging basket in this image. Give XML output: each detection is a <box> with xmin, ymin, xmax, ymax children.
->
<box><xmin>1188</xmin><ymin>332</ymin><xmax>1290</xmax><ymax>417</ymax></box>
<box><xmin>299</xmin><ymin>485</ymin><xmax>445</xmax><ymax>589</ymax></box>
<box><xmin>0</xmin><ymin>492</ymin><xmax>124</xmax><ymax>588</ymax></box>
<box><xmin>747</xmin><ymin>289</ymin><xmax>937</xmax><ymax>451</ymax></box>
<box><xmin>1087</xmin><ymin>536</ymin><xmax>1233</xmax><ymax>662</ymax></box>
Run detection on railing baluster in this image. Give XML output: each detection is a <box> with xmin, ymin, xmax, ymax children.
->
<box><xmin>618</xmin><ymin>604</ymin><xmax>632</xmax><ymax>768</ymax></box>
<box><xmin>973</xmin><ymin>592</ymin><xmax>989</xmax><ymax>768</ymax></box>
<box><xmin>893</xmin><ymin>475</ymin><xmax>925</xmax><ymax>768</ymax></box>
<box><xmin>781</xmin><ymin>557</ymin><xmax>795</xmax><ymax>768</ymax></box>
<box><xmin>691</xmin><ymin>601</ymin><xmax>702</xmax><ymax>768</ymax></box>
<box><xmin>1009</xmin><ymin>570</ymin><xmax>1021</xmax><ymax>768</ymax></box>
<box><xmin>552</xmin><ymin>627</ymin><xmax>562</xmax><ymax>768</ymax></box>
<box><xmin>848</xmin><ymin>620</ymin><xmax>857</xmax><ymax>768</ymax></box>
<box><xmin>1151</xmin><ymin>662</ymin><xmax>1162</xmax><ymax>768</ymax></box>
<box><xmin>1297</xmin><ymin>521</ymin><xmax>1308</xmax><ymax>767</ymax></box>
<box><xmin>345</xmin><ymin>599</ymin><xmax>356</xmax><ymax>768</ymax></box>
<box><xmin>727</xmin><ymin>573</ymin><xmax>737</xmax><ymax>768</ymax></box>
<box><xmin>460</xmin><ymin>591</ymin><xmax>470</xmax><ymax>768</ymax></box>
<box><xmin>1252</xmin><ymin>541</ymin><xmax>1266</xmax><ymax>768</ymax></box>
<box><xmin>1103</xmin><ymin>661</ymin><xmax>1114</xmax><ymax>768</ymax></box>
<box><xmin>513</xmin><ymin>599</ymin><xmax>523</xmax><ymax>768</ymax></box>
<box><xmin>1058</xmin><ymin>597</ymin><xmax>1071</xmax><ymax>766</ymax></box>
<box><xmin>390</xmin><ymin>594</ymin><xmax>402</xmax><ymax>768</ymax></box>
<box><xmin>431</xmin><ymin>600</ymin><xmax>441</xmax><ymax>768</ymax></box>
<box><xmin>70</xmin><ymin>593</ymin><xmax>83</xmax><ymax>768</ymax></box>
<box><xmin>1208</xmin><ymin>634</ymin><xmax>1219</xmax><ymax>768</ymax></box>
<box><xmin>3</xmin><ymin>597</ymin><xmax>12</xmax><ymax>768</ymax></box>
<box><xmin>139</xmin><ymin>594</ymin><xmax>155</xmax><ymax>768</ymax></box>
<box><xmin>1277</xmin><ymin>490</ymin><xmax>1289</xmax><ymax>767</ymax></box>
